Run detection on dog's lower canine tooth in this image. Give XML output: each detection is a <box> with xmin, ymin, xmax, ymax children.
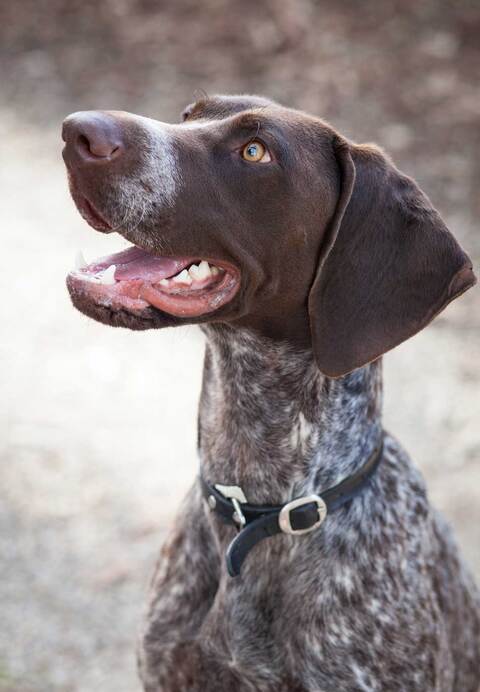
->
<box><xmin>98</xmin><ymin>264</ymin><xmax>116</xmax><ymax>285</ymax></box>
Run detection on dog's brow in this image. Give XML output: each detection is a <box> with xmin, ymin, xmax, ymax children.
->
<box><xmin>241</xmin><ymin>120</ymin><xmax>263</xmax><ymax>148</ymax></box>
<box><xmin>232</xmin><ymin>111</ymin><xmax>268</xmax><ymax>131</ymax></box>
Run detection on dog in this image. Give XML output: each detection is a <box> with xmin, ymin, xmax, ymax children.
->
<box><xmin>62</xmin><ymin>94</ymin><xmax>480</xmax><ymax>691</ymax></box>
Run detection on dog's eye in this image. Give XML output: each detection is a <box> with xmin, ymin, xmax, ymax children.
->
<box><xmin>242</xmin><ymin>140</ymin><xmax>271</xmax><ymax>163</ymax></box>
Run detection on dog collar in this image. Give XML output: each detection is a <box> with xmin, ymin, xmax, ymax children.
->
<box><xmin>200</xmin><ymin>438</ymin><xmax>383</xmax><ymax>577</ymax></box>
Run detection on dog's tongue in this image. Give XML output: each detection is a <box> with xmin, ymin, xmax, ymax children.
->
<box><xmin>88</xmin><ymin>246</ymin><xmax>192</xmax><ymax>281</ymax></box>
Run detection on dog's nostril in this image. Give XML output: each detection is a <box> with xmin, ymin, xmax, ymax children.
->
<box><xmin>76</xmin><ymin>132</ymin><xmax>121</xmax><ymax>159</ymax></box>
<box><xmin>77</xmin><ymin>134</ymin><xmax>91</xmax><ymax>154</ymax></box>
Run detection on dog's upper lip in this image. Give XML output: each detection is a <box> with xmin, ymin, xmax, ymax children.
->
<box><xmin>66</xmin><ymin>169</ymin><xmax>113</xmax><ymax>233</ymax></box>
<box><xmin>79</xmin><ymin>195</ymin><xmax>112</xmax><ymax>231</ymax></box>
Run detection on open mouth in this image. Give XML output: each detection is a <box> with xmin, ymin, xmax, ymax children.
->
<box><xmin>66</xmin><ymin>245</ymin><xmax>241</xmax><ymax>319</ymax></box>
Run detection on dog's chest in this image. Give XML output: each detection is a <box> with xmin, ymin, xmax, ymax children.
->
<box><xmin>197</xmin><ymin>535</ymin><xmax>447</xmax><ymax>692</ymax></box>
<box><xmin>196</xmin><ymin>448</ymin><xmax>468</xmax><ymax>692</ymax></box>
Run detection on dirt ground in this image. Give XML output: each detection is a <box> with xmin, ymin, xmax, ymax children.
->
<box><xmin>1</xmin><ymin>1</ymin><xmax>479</xmax><ymax>690</ymax></box>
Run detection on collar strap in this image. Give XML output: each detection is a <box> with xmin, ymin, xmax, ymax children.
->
<box><xmin>200</xmin><ymin>438</ymin><xmax>383</xmax><ymax>577</ymax></box>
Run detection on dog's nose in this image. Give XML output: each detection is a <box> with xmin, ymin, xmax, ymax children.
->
<box><xmin>62</xmin><ymin>111</ymin><xmax>124</xmax><ymax>163</ymax></box>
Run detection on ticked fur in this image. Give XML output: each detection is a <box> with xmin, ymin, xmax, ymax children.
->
<box><xmin>139</xmin><ymin>326</ymin><xmax>480</xmax><ymax>692</ymax></box>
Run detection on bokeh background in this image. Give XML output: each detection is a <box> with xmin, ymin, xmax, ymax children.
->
<box><xmin>1</xmin><ymin>1</ymin><xmax>479</xmax><ymax>690</ymax></box>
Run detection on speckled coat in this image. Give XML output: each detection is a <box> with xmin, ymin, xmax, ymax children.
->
<box><xmin>61</xmin><ymin>93</ymin><xmax>480</xmax><ymax>691</ymax></box>
<box><xmin>138</xmin><ymin>327</ymin><xmax>480</xmax><ymax>692</ymax></box>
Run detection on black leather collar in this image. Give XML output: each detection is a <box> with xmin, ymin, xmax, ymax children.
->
<box><xmin>200</xmin><ymin>438</ymin><xmax>383</xmax><ymax>577</ymax></box>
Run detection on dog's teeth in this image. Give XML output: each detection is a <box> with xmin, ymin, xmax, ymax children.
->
<box><xmin>160</xmin><ymin>278</ymin><xmax>169</xmax><ymax>286</ymax></box>
<box><xmin>188</xmin><ymin>264</ymin><xmax>200</xmax><ymax>278</ymax></box>
<box><xmin>197</xmin><ymin>261</ymin><xmax>212</xmax><ymax>279</ymax></box>
<box><xmin>211</xmin><ymin>266</ymin><xmax>220</xmax><ymax>276</ymax></box>
<box><xmin>98</xmin><ymin>264</ymin><xmax>116</xmax><ymax>285</ymax></box>
<box><xmin>75</xmin><ymin>250</ymin><xmax>87</xmax><ymax>270</ymax></box>
<box><xmin>173</xmin><ymin>269</ymin><xmax>192</xmax><ymax>284</ymax></box>
<box><xmin>172</xmin><ymin>271</ymin><xmax>184</xmax><ymax>283</ymax></box>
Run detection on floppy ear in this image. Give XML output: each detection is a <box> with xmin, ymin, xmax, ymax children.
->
<box><xmin>308</xmin><ymin>136</ymin><xmax>476</xmax><ymax>377</ymax></box>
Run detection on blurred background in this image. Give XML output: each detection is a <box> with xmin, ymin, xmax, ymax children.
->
<box><xmin>1</xmin><ymin>1</ymin><xmax>479</xmax><ymax>690</ymax></box>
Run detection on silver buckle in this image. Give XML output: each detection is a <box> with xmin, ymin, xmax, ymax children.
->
<box><xmin>278</xmin><ymin>494</ymin><xmax>327</xmax><ymax>535</ymax></box>
<box><xmin>215</xmin><ymin>484</ymin><xmax>248</xmax><ymax>528</ymax></box>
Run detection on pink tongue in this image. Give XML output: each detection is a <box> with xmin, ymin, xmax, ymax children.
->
<box><xmin>89</xmin><ymin>246</ymin><xmax>192</xmax><ymax>282</ymax></box>
<box><xmin>115</xmin><ymin>256</ymin><xmax>190</xmax><ymax>281</ymax></box>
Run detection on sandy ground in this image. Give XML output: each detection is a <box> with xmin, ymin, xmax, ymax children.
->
<box><xmin>1</xmin><ymin>2</ymin><xmax>479</xmax><ymax>689</ymax></box>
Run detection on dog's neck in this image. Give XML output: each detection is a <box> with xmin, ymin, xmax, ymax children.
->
<box><xmin>199</xmin><ymin>325</ymin><xmax>383</xmax><ymax>504</ymax></box>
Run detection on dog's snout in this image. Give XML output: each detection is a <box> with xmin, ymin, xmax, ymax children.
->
<box><xmin>62</xmin><ymin>111</ymin><xmax>124</xmax><ymax>163</ymax></box>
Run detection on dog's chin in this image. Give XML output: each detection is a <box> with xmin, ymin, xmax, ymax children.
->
<box><xmin>67</xmin><ymin>283</ymin><xmax>178</xmax><ymax>330</ymax></box>
<box><xmin>66</xmin><ymin>244</ymin><xmax>242</xmax><ymax>329</ymax></box>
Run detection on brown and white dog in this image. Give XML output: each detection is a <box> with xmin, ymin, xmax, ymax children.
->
<box><xmin>62</xmin><ymin>95</ymin><xmax>480</xmax><ymax>691</ymax></box>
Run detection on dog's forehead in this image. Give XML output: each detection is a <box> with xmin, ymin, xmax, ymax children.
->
<box><xmin>176</xmin><ymin>95</ymin><xmax>330</xmax><ymax>147</ymax></box>
<box><xmin>182</xmin><ymin>94</ymin><xmax>276</xmax><ymax>122</ymax></box>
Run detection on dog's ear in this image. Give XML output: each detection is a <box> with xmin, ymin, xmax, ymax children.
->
<box><xmin>308</xmin><ymin>136</ymin><xmax>476</xmax><ymax>377</ymax></box>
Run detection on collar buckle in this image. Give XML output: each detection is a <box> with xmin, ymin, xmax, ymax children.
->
<box><xmin>214</xmin><ymin>484</ymin><xmax>247</xmax><ymax>528</ymax></box>
<box><xmin>278</xmin><ymin>494</ymin><xmax>327</xmax><ymax>535</ymax></box>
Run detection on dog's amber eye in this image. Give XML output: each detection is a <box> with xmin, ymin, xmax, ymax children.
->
<box><xmin>242</xmin><ymin>140</ymin><xmax>271</xmax><ymax>163</ymax></box>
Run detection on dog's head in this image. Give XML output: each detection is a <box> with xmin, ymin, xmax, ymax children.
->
<box><xmin>63</xmin><ymin>95</ymin><xmax>476</xmax><ymax>376</ymax></box>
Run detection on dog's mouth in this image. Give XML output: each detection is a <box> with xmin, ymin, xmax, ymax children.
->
<box><xmin>67</xmin><ymin>245</ymin><xmax>241</xmax><ymax>319</ymax></box>
<box><xmin>65</xmin><ymin>174</ymin><xmax>241</xmax><ymax>322</ymax></box>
